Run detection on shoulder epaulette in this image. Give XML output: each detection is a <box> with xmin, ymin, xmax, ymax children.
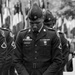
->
<box><xmin>20</xmin><ymin>27</ymin><xmax>31</xmax><ymax>32</ymax></box>
<box><xmin>59</xmin><ymin>32</ymin><xmax>63</xmax><ymax>34</ymax></box>
<box><xmin>59</xmin><ymin>32</ymin><xmax>64</xmax><ymax>35</ymax></box>
<box><xmin>48</xmin><ymin>28</ymin><xmax>55</xmax><ymax>31</ymax></box>
<box><xmin>50</xmin><ymin>28</ymin><xmax>55</xmax><ymax>31</ymax></box>
<box><xmin>57</xmin><ymin>30</ymin><xmax>63</xmax><ymax>34</ymax></box>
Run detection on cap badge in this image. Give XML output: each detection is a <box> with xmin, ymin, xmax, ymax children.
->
<box><xmin>34</xmin><ymin>16</ymin><xmax>37</xmax><ymax>19</ymax></box>
<box><xmin>48</xmin><ymin>18</ymin><xmax>51</xmax><ymax>20</ymax></box>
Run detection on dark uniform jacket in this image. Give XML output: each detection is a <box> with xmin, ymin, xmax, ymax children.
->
<box><xmin>56</xmin><ymin>32</ymin><xmax>69</xmax><ymax>75</ymax></box>
<box><xmin>3</xmin><ymin>28</ymin><xmax>15</xmax><ymax>69</ymax></box>
<box><xmin>14</xmin><ymin>26</ymin><xmax>62</xmax><ymax>75</ymax></box>
<box><xmin>0</xmin><ymin>28</ymin><xmax>15</xmax><ymax>74</ymax></box>
<box><xmin>59</xmin><ymin>32</ymin><xmax>69</xmax><ymax>67</ymax></box>
<box><xmin>0</xmin><ymin>28</ymin><xmax>7</xmax><ymax>70</ymax></box>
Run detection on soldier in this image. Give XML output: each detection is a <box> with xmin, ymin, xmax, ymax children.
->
<box><xmin>0</xmin><ymin>28</ymin><xmax>15</xmax><ymax>75</ymax></box>
<box><xmin>2</xmin><ymin>16</ymin><xmax>16</xmax><ymax>75</ymax></box>
<box><xmin>0</xmin><ymin>28</ymin><xmax>7</xmax><ymax>75</ymax></box>
<box><xmin>44</xmin><ymin>10</ymin><xmax>70</xmax><ymax>75</ymax></box>
<box><xmin>13</xmin><ymin>3</ymin><xmax>62</xmax><ymax>75</ymax></box>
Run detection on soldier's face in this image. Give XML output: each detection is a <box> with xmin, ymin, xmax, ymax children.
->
<box><xmin>29</xmin><ymin>18</ymin><xmax>43</xmax><ymax>32</ymax></box>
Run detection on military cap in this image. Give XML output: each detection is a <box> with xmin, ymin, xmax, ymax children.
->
<box><xmin>44</xmin><ymin>10</ymin><xmax>56</xmax><ymax>25</ymax></box>
<box><xmin>28</xmin><ymin>3</ymin><xmax>43</xmax><ymax>21</ymax></box>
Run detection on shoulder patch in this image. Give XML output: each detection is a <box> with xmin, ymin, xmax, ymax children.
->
<box><xmin>1</xmin><ymin>42</ymin><xmax>7</xmax><ymax>49</ymax></box>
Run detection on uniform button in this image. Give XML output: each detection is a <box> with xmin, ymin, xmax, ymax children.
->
<box><xmin>35</xmin><ymin>51</ymin><xmax>37</xmax><ymax>53</ymax></box>
<box><xmin>35</xmin><ymin>57</ymin><xmax>37</xmax><ymax>59</ymax></box>
<box><xmin>35</xmin><ymin>45</ymin><xmax>37</xmax><ymax>46</ymax></box>
<box><xmin>33</xmin><ymin>63</ymin><xmax>36</xmax><ymax>68</ymax></box>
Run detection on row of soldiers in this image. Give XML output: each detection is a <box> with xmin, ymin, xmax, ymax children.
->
<box><xmin>0</xmin><ymin>2</ymin><xmax>74</xmax><ymax>75</ymax></box>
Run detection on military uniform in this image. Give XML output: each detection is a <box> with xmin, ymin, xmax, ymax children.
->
<box><xmin>0</xmin><ymin>28</ymin><xmax>7</xmax><ymax>75</ymax></box>
<box><xmin>59</xmin><ymin>32</ymin><xmax>69</xmax><ymax>66</ymax></box>
<box><xmin>43</xmin><ymin>10</ymin><xmax>69</xmax><ymax>75</ymax></box>
<box><xmin>0</xmin><ymin>28</ymin><xmax>15</xmax><ymax>75</ymax></box>
<box><xmin>44</xmin><ymin>10</ymin><xmax>56</xmax><ymax>28</ymax></box>
<box><xmin>13</xmin><ymin>3</ymin><xmax>62</xmax><ymax>75</ymax></box>
<box><xmin>44</xmin><ymin>9</ymin><xmax>69</xmax><ymax>66</ymax></box>
<box><xmin>45</xmin><ymin>29</ymin><xmax>69</xmax><ymax>75</ymax></box>
<box><xmin>13</xmin><ymin>26</ymin><xmax>62</xmax><ymax>75</ymax></box>
<box><xmin>56</xmin><ymin>31</ymin><xmax>69</xmax><ymax>75</ymax></box>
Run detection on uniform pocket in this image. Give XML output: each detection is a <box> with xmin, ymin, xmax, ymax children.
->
<box><xmin>23</xmin><ymin>41</ymin><xmax>33</xmax><ymax>54</ymax></box>
<box><xmin>39</xmin><ymin>40</ymin><xmax>50</xmax><ymax>47</ymax></box>
<box><xmin>23</xmin><ymin>40</ymin><xmax>33</xmax><ymax>52</ymax></box>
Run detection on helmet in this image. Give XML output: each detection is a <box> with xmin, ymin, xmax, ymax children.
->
<box><xmin>44</xmin><ymin>10</ymin><xmax>56</xmax><ymax>27</ymax></box>
<box><xmin>28</xmin><ymin>3</ymin><xmax>43</xmax><ymax>21</ymax></box>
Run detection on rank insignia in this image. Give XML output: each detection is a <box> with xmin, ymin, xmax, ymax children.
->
<box><xmin>34</xmin><ymin>16</ymin><xmax>37</xmax><ymax>19</ymax></box>
<box><xmin>1</xmin><ymin>42</ymin><xmax>7</xmax><ymax>49</ymax></box>
<box><xmin>11</xmin><ymin>41</ymin><xmax>16</xmax><ymax>49</ymax></box>
<box><xmin>23</xmin><ymin>36</ymin><xmax>32</xmax><ymax>41</ymax></box>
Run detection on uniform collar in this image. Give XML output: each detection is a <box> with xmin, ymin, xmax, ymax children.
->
<box><xmin>27</xmin><ymin>26</ymin><xmax>47</xmax><ymax>41</ymax></box>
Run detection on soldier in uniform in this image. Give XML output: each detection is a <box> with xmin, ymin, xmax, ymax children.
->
<box><xmin>0</xmin><ymin>28</ymin><xmax>7</xmax><ymax>75</ymax></box>
<box><xmin>0</xmin><ymin>28</ymin><xmax>15</xmax><ymax>75</ymax></box>
<box><xmin>13</xmin><ymin>3</ymin><xmax>62</xmax><ymax>75</ymax></box>
<box><xmin>44</xmin><ymin>10</ymin><xmax>56</xmax><ymax>29</ymax></box>
<box><xmin>44</xmin><ymin>10</ymin><xmax>70</xmax><ymax>75</ymax></box>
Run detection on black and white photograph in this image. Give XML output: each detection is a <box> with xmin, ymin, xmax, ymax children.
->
<box><xmin>0</xmin><ymin>0</ymin><xmax>75</xmax><ymax>75</ymax></box>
